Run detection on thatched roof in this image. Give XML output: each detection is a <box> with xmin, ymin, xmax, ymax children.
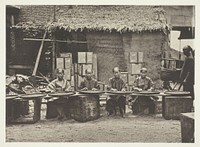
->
<box><xmin>14</xmin><ymin>5</ymin><xmax>169</xmax><ymax>33</ymax></box>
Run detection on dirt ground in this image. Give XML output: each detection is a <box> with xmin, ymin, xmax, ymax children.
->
<box><xmin>6</xmin><ymin>103</ymin><xmax>181</xmax><ymax>143</ymax></box>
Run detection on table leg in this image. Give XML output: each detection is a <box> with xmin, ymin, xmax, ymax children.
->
<box><xmin>162</xmin><ymin>96</ymin><xmax>166</xmax><ymax>118</ymax></box>
<box><xmin>33</xmin><ymin>98</ymin><xmax>42</xmax><ymax>123</ymax></box>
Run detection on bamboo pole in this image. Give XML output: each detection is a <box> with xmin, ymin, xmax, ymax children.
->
<box><xmin>32</xmin><ymin>30</ymin><xmax>47</xmax><ymax>76</ymax></box>
<box><xmin>23</xmin><ymin>38</ymin><xmax>87</xmax><ymax>44</ymax></box>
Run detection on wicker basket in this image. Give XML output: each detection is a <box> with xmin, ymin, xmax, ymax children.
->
<box><xmin>69</xmin><ymin>95</ymin><xmax>100</xmax><ymax>122</ymax></box>
<box><xmin>161</xmin><ymin>69</ymin><xmax>181</xmax><ymax>82</ymax></box>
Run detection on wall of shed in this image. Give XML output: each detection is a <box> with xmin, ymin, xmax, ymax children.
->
<box><xmin>87</xmin><ymin>32</ymin><xmax>126</xmax><ymax>84</ymax></box>
<box><xmin>87</xmin><ymin>31</ymin><xmax>166</xmax><ymax>88</ymax></box>
<box><xmin>123</xmin><ymin>31</ymin><xmax>165</xmax><ymax>88</ymax></box>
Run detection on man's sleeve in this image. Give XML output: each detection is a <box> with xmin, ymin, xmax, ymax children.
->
<box><xmin>65</xmin><ymin>81</ymin><xmax>72</xmax><ymax>91</ymax></box>
<box><xmin>79</xmin><ymin>80</ymin><xmax>85</xmax><ymax>90</ymax></box>
<box><xmin>148</xmin><ymin>78</ymin><xmax>154</xmax><ymax>89</ymax></box>
<box><xmin>46</xmin><ymin>80</ymin><xmax>56</xmax><ymax>92</ymax></box>
<box><xmin>107</xmin><ymin>78</ymin><xmax>112</xmax><ymax>90</ymax></box>
<box><xmin>94</xmin><ymin>80</ymin><xmax>100</xmax><ymax>90</ymax></box>
<box><xmin>180</xmin><ymin>59</ymin><xmax>190</xmax><ymax>81</ymax></box>
<box><xmin>133</xmin><ymin>78</ymin><xmax>138</xmax><ymax>88</ymax></box>
<box><xmin>122</xmin><ymin>79</ymin><xmax>127</xmax><ymax>89</ymax></box>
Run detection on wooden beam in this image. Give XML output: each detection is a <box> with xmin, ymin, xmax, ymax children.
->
<box><xmin>23</xmin><ymin>38</ymin><xmax>87</xmax><ymax>44</ymax></box>
<box><xmin>32</xmin><ymin>30</ymin><xmax>47</xmax><ymax>76</ymax></box>
<box><xmin>9</xmin><ymin>65</ymin><xmax>33</xmax><ymax>69</ymax></box>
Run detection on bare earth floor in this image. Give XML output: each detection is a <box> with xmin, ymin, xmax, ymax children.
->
<box><xmin>6</xmin><ymin>105</ymin><xmax>181</xmax><ymax>143</ymax></box>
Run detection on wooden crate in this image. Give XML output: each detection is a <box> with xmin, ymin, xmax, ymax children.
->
<box><xmin>82</xmin><ymin>64</ymin><xmax>93</xmax><ymax>76</ymax></box>
<box><xmin>162</xmin><ymin>95</ymin><xmax>193</xmax><ymax>120</ymax></box>
<box><xmin>64</xmin><ymin>69</ymin><xmax>71</xmax><ymax>80</ymax></box>
<box><xmin>86</xmin><ymin>52</ymin><xmax>93</xmax><ymax>63</ymax></box>
<box><xmin>129</xmin><ymin>52</ymin><xmax>137</xmax><ymax>63</ymax></box>
<box><xmin>60</xmin><ymin>53</ymin><xmax>72</xmax><ymax>58</ymax></box>
<box><xmin>131</xmin><ymin>64</ymin><xmax>142</xmax><ymax>74</ymax></box>
<box><xmin>78</xmin><ymin>52</ymin><xmax>86</xmax><ymax>63</ymax></box>
<box><xmin>138</xmin><ymin>52</ymin><xmax>143</xmax><ymax>62</ymax></box>
<box><xmin>69</xmin><ymin>95</ymin><xmax>100</xmax><ymax>122</ymax></box>
<box><xmin>180</xmin><ymin>112</ymin><xmax>194</xmax><ymax>143</ymax></box>
<box><xmin>56</xmin><ymin>58</ymin><xmax>64</xmax><ymax>69</ymax></box>
<box><xmin>64</xmin><ymin>57</ymin><xmax>72</xmax><ymax>69</ymax></box>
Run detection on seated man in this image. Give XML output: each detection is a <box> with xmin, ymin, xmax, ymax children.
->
<box><xmin>106</xmin><ymin>67</ymin><xmax>126</xmax><ymax>117</ymax></box>
<box><xmin>79</xmin><ymin>69</ymin><xmax>100</xmax><ymax>91</ymax></box>
<box><xmin>131</xmin><ymin>67</ymin><xmax>156</xmax><ymax>114</ymax></box>
<box><xmin>46</xmin><ymin>68</ymin><xmax>72</xmax><ymax>120</ymax></box>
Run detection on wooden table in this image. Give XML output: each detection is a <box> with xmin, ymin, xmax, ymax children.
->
<box><xmin>46</xmin><ymin>92</ymin><xmax>75</xmax><ymax>119</ymax></box>
<box><xmin>69</xmin><ymin>91</ymin><xmax>103</xmax><ymax>122</ymax></box>
<box><xmin>180</xmin><ymin>112</ymin><xmax>194</xmax><ymax>143</ymax></box>
<box><xmin>129</xmin><ymin>92</ymin><xmax>168</xmax><ymax>115</ymax></box>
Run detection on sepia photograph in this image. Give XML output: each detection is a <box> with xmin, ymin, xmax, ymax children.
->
<box><xmin>4</xmin><ymin>3</ymin><xmax>196</xmax><ymax>143</ymax></box>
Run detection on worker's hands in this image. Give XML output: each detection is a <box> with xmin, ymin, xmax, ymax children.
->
<box><xmin>81</xmin><ymin>87</ymin><xmax>88</xmax><ymax>91</ymax></box>
<box><xmin>147</xmin><ymin>88</ymin><xmax>154</xmax><ymax>92</ymax></box>
<box><xmin>134</xmin><ymin>87</ymin><xmax>142</xmax><ymax>92</ymax></box>
<box><xmin>92</xmin><ymin>88</ymin><xmax>98</xmax><ymax>91</ymax></box>
<box><xmin>111</xmin><ymin>88</ymin><xmax>117</xmax><ymax>92</ymax></box>
<box><xmin>121</xmin><ymin>88</ymin><xmax>126</xmax><ymax>92</ymax></box>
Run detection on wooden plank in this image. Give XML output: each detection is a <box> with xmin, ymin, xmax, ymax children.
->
<box><xmin>64</xmin><ymin>57</ymin><xmax>72</xmax><ymax>69</ymax></box>
<box><xmin>82</xmin><ymin>64</ymin><xmax>93</xmax><ymax>76</ymax></box>
<box><xmin>86</xmin><ymin>52</ymin><xmax>93</xmax><ymax>63</ymax></box>
<box><xmin>78</xmin><ymin>52</ymin><xmax>86</xmax><ymax>63</ymax></box>
<box><xmin>138</xmin><ymin>52</ymin><xmax>143</xmax><ymax>62</ymax></box>
<box><xmin>9</xmin><ymin>65</ymin><xmax>33</xmax><ymax>69</ymax></box>
<box><xmin>64</xmin><ymin>69</ymin><xmax>71</xmax><ymax>80</ymax></box>
<box><xmin>60</xmin><ymin>53</ymin><xmax>72</xmax><ymax>58</ymax></box>
<box><xmin>129</xmin><ymin>52</ymin><xmax>137</xmax><ymax>63</ymax></box>
<box><xmin>56</xmin><ymin>58</ymin><xmax>64</xmax><ymax>69</ymax></box>
<box><xmin>131</xmin><ymin>64</ymin><xmax>142</xmax><ymax>74</ymax></box>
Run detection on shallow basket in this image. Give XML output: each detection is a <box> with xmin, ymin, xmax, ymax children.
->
<box><xmin>69</xmin><ymin>94</ymin><xmax>100</xmax><ymax>122</ymax></box>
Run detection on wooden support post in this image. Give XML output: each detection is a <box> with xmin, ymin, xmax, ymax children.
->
<box><xmin>32</xmin><ymin>30</ymin><xmax>47</xmax><ymax>76</ymax></box>
<box><xmin>52</xmin><ymin>32</ymin><xmax>56</xmax><ymax>77</ymax></box>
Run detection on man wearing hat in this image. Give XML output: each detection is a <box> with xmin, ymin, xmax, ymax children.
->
<box><xmin>130</xmin><ymin>67</ymin><xmax>156</xmax><ymax>114</ymax></box>
<box><xmin>79</xmin><ymin>69</ymin><xmax>100</xmax><ymax>91</ymax></box>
